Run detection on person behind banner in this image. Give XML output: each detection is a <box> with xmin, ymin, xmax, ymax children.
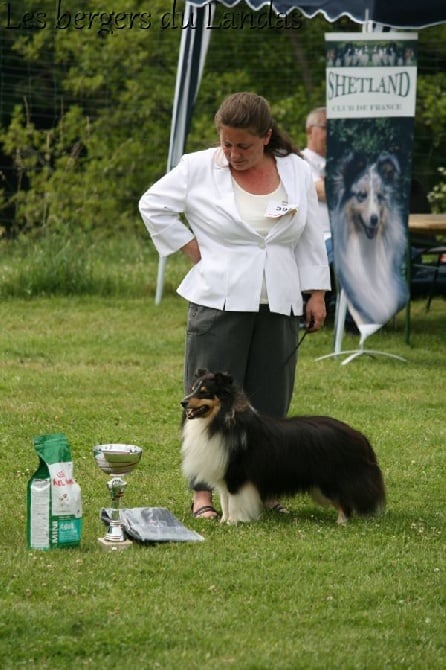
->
<box><xmin>139</xmin><ymin>92</ymin><xmax>330</xmax><ymax>519</ymax></box>
<box><xmin>301</xmin><ymin>107</ymin><xmax>332</xmax><ymax>262</ymax></box>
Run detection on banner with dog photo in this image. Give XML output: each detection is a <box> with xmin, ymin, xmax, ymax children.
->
<box><xmin>325</xmin><ymin>33</ymin><xmax>417</xmax><ymax>343</ymax></box>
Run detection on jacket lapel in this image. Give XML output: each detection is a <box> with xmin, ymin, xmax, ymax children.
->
<box><xmin>265</xmin><ymin>157</ymin><xmax>300</xmax><ymax>240</ymax></box>
<box><xmin>212</xmin><ymin>155</ymin><xmax>245</xmax><ymax>223</ymax></box>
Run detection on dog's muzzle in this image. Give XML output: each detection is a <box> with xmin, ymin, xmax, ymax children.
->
<box><xmin>181</xmin><ymin>398</ymin><xmax>211</xmax><ymax>420</ymax></box>
<box><xmin>362</xmin><ymin>215</ymin><xmax>379</xmax><ymax>239</ymax></box>
<box><xmin>184</xmin><ymin>405</ymin><xmax>209</xmax><ymax>419</ymax></box>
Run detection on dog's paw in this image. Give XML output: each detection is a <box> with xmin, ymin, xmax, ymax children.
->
<box><xmin>336</xmin><ymin>511</ymin><xmax>348</xmax><ymax>525</ymax></box>
<box><xmin>226</xmin><ymin>517</ymin><xmax>239</xmax><ymax>525</ymax></box>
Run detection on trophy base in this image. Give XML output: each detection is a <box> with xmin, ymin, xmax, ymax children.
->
<box><xmin>97</xmin><ymin>537</ymin><xmax>133</xmax><ymax>551</ymax></box>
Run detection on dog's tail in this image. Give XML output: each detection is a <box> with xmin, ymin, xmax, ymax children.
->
<box><xmin>346</xmin><ymin>462</ymin><xmax>386</xmax><ymax>517</ymax></box>
<box><xmin>317</xmin><ymin>419</ymin><xmax>387</xmax><ymax>518</ymax></box>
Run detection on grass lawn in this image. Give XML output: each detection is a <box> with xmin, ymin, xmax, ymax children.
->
<box><xmin>0</xmin><ymin>279</ymin><xmax>445</xmax><ymax>667</ymax></box>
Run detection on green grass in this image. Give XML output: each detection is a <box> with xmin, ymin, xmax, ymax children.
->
<box><xmin>0</xmin><ymin>230</ymin><xmax>190</xmax><ymax>298</ymax></box>
<box><xmin>0</xmin><ymin>236</ymin><xmax>445</xmax><ymax>668</ymax></box>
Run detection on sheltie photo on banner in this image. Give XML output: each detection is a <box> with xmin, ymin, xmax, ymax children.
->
<box><xmin>325</xmin><ymin>32</ymin><xmax>417</xmax><ymax>343</ymax></box>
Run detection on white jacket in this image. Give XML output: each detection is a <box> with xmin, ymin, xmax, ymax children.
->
<box><xmin>139</xmin><ymin>148</ymin><xmax>330</xmax><ymax>316</ymax></box>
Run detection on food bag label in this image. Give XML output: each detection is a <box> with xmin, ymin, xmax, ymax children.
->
<box><xmin>28</xmin><ymin>479</ymin><xmax>51</xmax><ymax>550</ymax></box>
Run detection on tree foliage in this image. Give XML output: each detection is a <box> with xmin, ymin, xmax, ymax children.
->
<box><xmin>0</xmin><ymin>1</ymin><xmax>444</xmax><ymax>237</ymax></box>
<box><xmin>0</xmin><ymin>0</ymin><xmax>180</xmax><ymax>235</ymax></box>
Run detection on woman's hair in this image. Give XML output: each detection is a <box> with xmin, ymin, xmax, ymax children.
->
<box><xmin>214</xmin><ymin>92</ymin><xmax>300</xmax><ymax>157</ymax></box>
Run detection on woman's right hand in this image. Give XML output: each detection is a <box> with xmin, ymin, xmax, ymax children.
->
<box><xmin>181</xmin><ymin>239</ymin><xmax>201</xmax><ymax>265</ymax></box>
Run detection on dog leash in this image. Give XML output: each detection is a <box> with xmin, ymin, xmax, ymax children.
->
<box><xmin>281</xmin><ymin>317</ymin><xmax>315</xmax><ymax>367</ymax></box>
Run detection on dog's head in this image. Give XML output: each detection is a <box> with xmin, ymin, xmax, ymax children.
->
<box><xmin>181</xmin><ymin>369</ymin><xmax>235</xmax><ymax>420</ymax></box>
<box><xmin>337</xmin><ymin>151</ymin><xmax>400</xmax><ymax>239</ymax></box>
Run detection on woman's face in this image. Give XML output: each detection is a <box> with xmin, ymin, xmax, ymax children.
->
<box><xmin>219</xmin><ymin>126</ymin><xmax>272</xmax><ymax>171</ymax></box>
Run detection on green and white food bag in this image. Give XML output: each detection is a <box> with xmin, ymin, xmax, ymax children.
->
<box><xmin>27</xmin><ymin>433</ymin><xmax>83</xmax><ymax>550</ymax></box>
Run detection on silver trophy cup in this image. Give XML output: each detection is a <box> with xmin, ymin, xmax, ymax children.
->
<box><xmin>93</xmin><ymin>444</ymin><xmax>143</xmax><ymax>550</ymax></box>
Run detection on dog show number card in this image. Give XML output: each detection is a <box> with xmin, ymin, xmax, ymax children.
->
<box><xmin>324</xmin><ymin>32</ymin><xmax>417</xmax><ymax>341</ymax></box>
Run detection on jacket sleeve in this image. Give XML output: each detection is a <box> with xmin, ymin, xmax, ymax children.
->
<box><xmin>139</xmin><ymin>156</ymin><xmax>195</xmax><ymax>257</ymax></box>
<box><xmin>294</xmin><ymin>163</ymin><xmax>331</xmax><ymax>292</ymax></box>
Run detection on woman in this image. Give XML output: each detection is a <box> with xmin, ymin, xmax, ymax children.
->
<box><xmin>139</xmin><ymin>92</ymin><xmax>330</xmax><ymax>518</ymax></box>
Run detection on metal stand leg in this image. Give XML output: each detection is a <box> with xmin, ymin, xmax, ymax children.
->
<box><xmin>315</xmin><ymin>289</ymin><xmax>408</xmax><ymax>365</ymax></box>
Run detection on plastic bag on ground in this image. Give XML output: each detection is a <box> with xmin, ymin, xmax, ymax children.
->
<box><xmin>100</xmin><ymin>507</ymin><xmax>204</xmax><ymax>543</ymax></box>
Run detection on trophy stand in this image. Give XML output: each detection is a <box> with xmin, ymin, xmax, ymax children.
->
<box><xmin>93</xmin><ymin>444</ymin><xmax>142</xmax><ymax>551</ymax></box>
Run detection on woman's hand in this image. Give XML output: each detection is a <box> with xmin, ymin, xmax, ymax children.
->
<box><xmin>305</xmin><ymin>291</ymin><xmax>326</xmax><ymax>331</ymax></box>
<box><xmin>181</xmin><ymin>239</ymin><xmax>201</xmax><ymax>265</ymax></box>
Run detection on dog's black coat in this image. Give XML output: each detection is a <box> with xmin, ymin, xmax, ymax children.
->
<box><xmin>181</xmin><ymin>370</ymin><xmax>386</xmax><ymax>522</ymax></box>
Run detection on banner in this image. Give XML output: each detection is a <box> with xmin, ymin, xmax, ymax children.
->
<box><xmin>325</xmin><ymin>32</ymin><xmax>417</xmax><ymax>343</ymax></box>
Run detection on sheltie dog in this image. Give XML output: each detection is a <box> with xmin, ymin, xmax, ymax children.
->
<box><xmin>181</xmin><ymin>370</ymin><xmax>386</xmax><ymax>525</ymax></box>
<box><xmin>330</xmin><ymin>151</ymin><xmax>408</xmax><ymax>324</ymax></box>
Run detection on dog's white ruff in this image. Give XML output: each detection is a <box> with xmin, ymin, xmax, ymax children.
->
<box><xmin>181</xmin><ymin>419</ymin><xmax>229</xmax><ymax>489</ymax></box>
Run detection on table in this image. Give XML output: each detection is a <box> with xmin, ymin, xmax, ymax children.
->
<box><xmin>409</xmin><ymin>214</ymin><xmax>446</xmax><ymax>315</ymax></box>
<box><xmin>408</xmin><ymin>214</ymin><xmax>446</xmax><ymax>234</ymax></box>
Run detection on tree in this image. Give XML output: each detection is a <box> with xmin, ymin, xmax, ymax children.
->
<box><xmin>0</xmin><ymin>0</ymin><xmax>181</xmax><ymax>235</ymax></box>
<box><xmin>0</xmin><ymin>1</ymin><xmax>444</xmax><ymax>236</ymax></box>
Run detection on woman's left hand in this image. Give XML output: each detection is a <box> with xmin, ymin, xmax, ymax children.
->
<box><xmin>305</xmin><ymin>291</ymin><xmax>326</xmax><ymax>332</ymax></box>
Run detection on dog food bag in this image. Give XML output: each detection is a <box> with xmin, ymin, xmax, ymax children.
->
<box><xmin>27</xmin><ymin>433</ymin><xmax>83</xmax><ymax>550</ymax></box>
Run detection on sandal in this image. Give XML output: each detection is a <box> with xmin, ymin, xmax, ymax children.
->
<box><xmin>267</xmin><ymin>502</ymin><xmax>290</xmax><ymax>514</ymax></box>
<box><xmin>190</xmin><ymin>503</ymin><xmax>219</xmax><ymax>519</ymax></box>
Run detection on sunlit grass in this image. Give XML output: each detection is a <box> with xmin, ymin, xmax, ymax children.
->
<box><xmin>0</xmin><ymin>237</ymin><xmax>444</xmax><ymax>668</ymax></box>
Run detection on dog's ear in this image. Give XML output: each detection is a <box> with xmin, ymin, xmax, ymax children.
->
<box><xmin>195</xmin><ymin>368</ymin><xmax>209</xmax><ymax>379</ymax></box>
<box><xmin>214</xmin><ymin>371</ymin><xmax>233</xmax><ymax>387</ymax></box>
<box><xmin>342</xmin><ymin>151</ymin><xmax>368</xmax><ymax>192</ymax></box>
<box><xmin>375</xmin><ymin>152</ymin><xmax>400</xmax><ymax>184</ymax></box>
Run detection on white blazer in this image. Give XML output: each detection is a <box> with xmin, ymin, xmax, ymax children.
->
<box><xmin>139</xmin><ymin>148</ymin><xmax>330</xmax><ymax>316</ymax></box>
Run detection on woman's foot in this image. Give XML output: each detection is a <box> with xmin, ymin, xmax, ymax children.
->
<box><xmin>265</xmin><ymin>500</ymin><xmax>290</xmax><ymax>514</ymax></box>
<box><xmin>191</xmin><ymin>491</ymin><xmax>219</xmax><ymax>519</ymax></box>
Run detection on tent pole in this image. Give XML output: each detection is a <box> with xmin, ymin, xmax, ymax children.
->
<box><xmin>155</xmin><ymin>256</ymin><xmax>167</xmax><ymax>306</ymax></box>
<box><xmin>154</xmin><ymin>2</ymin><xmax>215</xmax><ymax>304</ymax></box>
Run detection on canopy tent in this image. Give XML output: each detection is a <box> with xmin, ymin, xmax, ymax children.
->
<box><xmin>155</xmin><ymin>0</ymin><xmax>446</xmax><ymax>304</ymax></box>
<box><xmin>184</xmin><ymin>0</ymin><xmax>446</xmax><ymax>29</ymax></box>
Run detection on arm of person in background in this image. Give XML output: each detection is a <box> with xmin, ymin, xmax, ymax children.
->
<box><xmin>314</xmin><ymin>177</ymin><xmax>326</xmax><ymax>203</ymax></box>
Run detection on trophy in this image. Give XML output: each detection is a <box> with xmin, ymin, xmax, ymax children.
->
<box><xmin>93</xmin><ymin>443</ymin><xmax>143</xmax><ymax>550</ymax></box>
